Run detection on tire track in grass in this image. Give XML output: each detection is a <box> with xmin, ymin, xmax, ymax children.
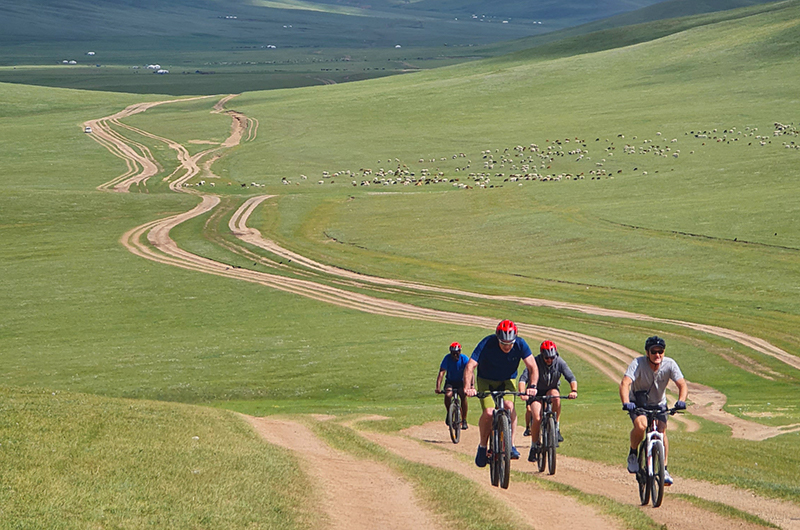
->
<box><xmin>93</xmin><ymin>98</ymin><xmax>799</xmax><ymax>440</ymax></box>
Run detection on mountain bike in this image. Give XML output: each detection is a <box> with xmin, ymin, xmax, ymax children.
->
<box><xmin>630</xmin><ymin>405</ymin><xmax>682</xmax><ymax>507</ymax></box>
<box><xmin>533</xmin><ymin>395</ymin><xmax>565</xmax><ymax>475</ymax></box>
<box><xmin>474</xmin><ymin>390</ymin><xmax>523</xmax><ymax>489</ymax></box>
<box><xmin>447</xmin><ymin>390</ymin><xmax>463</xmax><ymax>444</ymax></box>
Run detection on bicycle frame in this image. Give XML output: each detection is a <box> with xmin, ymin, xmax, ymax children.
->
<box><xmin>473</xmin><ymin>390</ymin><xmax>523</xmax><ymax>489</ymax></box>
<box><xmin>631</xmin><ymin>405</ymin><xmax>681</xmax><ymax>508</ymax></box>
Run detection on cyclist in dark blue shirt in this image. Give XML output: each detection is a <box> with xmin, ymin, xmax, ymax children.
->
<box><xmin>435</xmin><ymin>342</ymin><xmax>470</xmax><ymax>429</ymax></box>
<box><xmin>464</xmin><ymin>320</ymin><xmax>538</xmax><ymax>467</ymax></box>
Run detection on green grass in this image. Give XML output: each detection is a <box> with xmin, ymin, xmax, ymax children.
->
<box><xmin>0</xmin><ymin>386</ymin><xmax>315</xmax><ymax>529</ymax></box>
<box><xmin>2</xmin><ymin>0</ymin><xmax>800</xmax><ymax>523</ymax></box>
<box><xmin>672</xmin><ymin>494</ymin><xmax>780</xmax><ymax>528</ymax></box>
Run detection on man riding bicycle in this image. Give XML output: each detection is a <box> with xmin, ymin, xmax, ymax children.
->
<box><xmin>519</xmin><ymin>340</ymin><xmax>577</xmax><ymax>462</ymax></box>
<box><xmin>464</xmin><ymin>320</ymin><xmax>539</xmax><ymax>467</ymax></box>
<box><xmin>620</xmin><ymin>336</ymin><xmax>688</xmax><ymax>486</ymax></box>
<box><xmin>436</xmin><ymin>342</ymin><xmax>469</xmax><ymax>430</ymax></box>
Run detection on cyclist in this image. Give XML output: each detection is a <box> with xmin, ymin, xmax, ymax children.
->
<box><xmin>620</xmin><ymin>335</ymin><xmax>688</xmax><ymax>486</ymax></box>
<box><xmin>464</xmin><ymin>319</ymin><xmax>539</xmax><ymax>467</ymax></box>
<box><xmin>519</xmin><ymin>340</ymin><xmax>577</xmax><ymax>462</ymax></box>
<box><xmin>435</xmin><ymin>342</ymin><xmax>469</xmax><ymax>430</ymax></box>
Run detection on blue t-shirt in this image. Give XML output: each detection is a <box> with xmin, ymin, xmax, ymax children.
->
<box><xmin>440</xmin><ymin>353</ymin><xmax>469</xmax><ymax>382</ymax></box>
<box><xmin>470</xmin><ymin>335</ymin><xmax>533</xmax><ymax>381</ymax></box>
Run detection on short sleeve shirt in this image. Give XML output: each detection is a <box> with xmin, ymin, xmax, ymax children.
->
<box><xmin>470</xmin><ymin>335</ymin><xmax>533</xmax><ymax>381</ymax></box>
<box><xmin>440</xmin><ymin>353</ymin><xmax>469</xmax><ymax>382</ymax></box>
<box><xmin>624</xmin><ymin>356</ymin><xmax>684</xmax><ymax>406</ymax></box>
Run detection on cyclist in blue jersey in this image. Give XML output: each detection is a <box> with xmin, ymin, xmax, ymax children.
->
<box><xmin>464</xmin><ymin>320</ymin><xmax>539</xmax><ymax>467</ymax></box>
<box><xmin>436</xmin><ymin>342</ymin><xmax>470</xmax><ymax>429</ymax></box>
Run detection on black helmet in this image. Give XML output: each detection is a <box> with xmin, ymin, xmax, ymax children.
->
<box><xmin>645</xmin><ymin>336</ymin><xmax>666</xmax><ymax>352</ymax></box>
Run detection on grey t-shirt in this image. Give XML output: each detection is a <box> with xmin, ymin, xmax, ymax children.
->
<box><xmin>624</xmin><ymin>356</ymin><xmax>684</xmax><ymax>406</ymax></box>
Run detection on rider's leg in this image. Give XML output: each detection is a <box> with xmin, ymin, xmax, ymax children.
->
<box><xmin>506</xmin><ymin>399</ymin><xmax>517</xmax><ymax>441</ymax></box>
<box><xmin>479</xmin><ymin>408</ymin><xmax>494</xmax><ymax>446</ymax></box>
<box><xmin>550</xmin><ymin>389</ymin><xmax>562</xmax><ymax>422</ymax></box>
<box><xmin>525</xmin><ymin>403</ymin><xmax>532</xmax><ymax>429</ymax></box>
<box><xmin>530</xmin><ymin>399</ymin><xmax>543</xmax><ymax>441</ymax></box>
<box><xmin>657</xmin><ymin>419</ymin><xmax>668</xmax><ymax>465</ymax></box>
<box><xmin>630</xmin><ymin>415</ymin><xmax>648</xmax><ymax>451</ymax></box>
<box><xmin>444</xmin><ymin>387</ymin><xmax>453</xmax><ymax>412</ymax></box>
<box><xmin>459</xmin><ymin>388</ymin><xmax>468</xmax><ymax>421</ymax></box>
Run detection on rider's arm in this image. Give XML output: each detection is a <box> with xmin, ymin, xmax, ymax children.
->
<box><xmin>619</xmin><ymin>375</ymin><xmax>633</xmax><ymax>404</ymax></box>
<box><xmin>675</xmin><ymin>377</ymin><xmax>688</xmax><ymax>402</ymax></box>
<box><xmin>522</xmin><ymin>355</ymin><xmax>538</xmax><ymax>395</ymax></box>
<box><xmin>435</xmin><ymin>369</ymin><xmax>445</xmax><ymax>394</ymax></box>
<box><xmin>463</xmin><ymin>359</ymin><xmax>478</xmax><ymax>395</ymax></box>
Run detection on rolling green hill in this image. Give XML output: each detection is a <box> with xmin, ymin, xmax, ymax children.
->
<box><xmin>1</xmin><ymin>0</ymin><xmax>800</xmax><ymax>524</ymax></box>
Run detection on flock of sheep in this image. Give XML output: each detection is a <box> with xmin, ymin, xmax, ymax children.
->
<box><xmin>183</xmin><ymin>122</ymin><xmax>797</xmax><ymax>190</ymax></box>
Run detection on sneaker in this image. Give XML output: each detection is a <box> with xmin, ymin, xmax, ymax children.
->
<box><xmin>528</xmin><ymin>443</ymin><xmax>540</xmax><ymax>462</ymax></box>
<box><xmin>664</xmin><ymin>469</ymin><xmax>673</xmax><ymax>486</ymax></box>
<box><xmin>627</xmin><ymin>453</ymin><xmax>639</xmax><ymax>474</ymax></box>
<box><xmin>557</xmin><ymin>429</ymin><xmax>564</xmax><ymax>443</ymax></box>
<box><xmin>461</xmin><ymin>420</ymin><xmax>468</xmax><ymax>430</ymax></box>
<box><xmin>523</xmin><ymin>427</ymin><xmax>531</xmax><ymax>437</ymax></box>
<box><xmin>510</xmin><ymin>446</ymin><xmax>520</xmax><ymax>460</ymax></box>
<box><xmin>475</xmin><ymin>446</ymin><xmax>488</xmax><ymax>467</ymax></box>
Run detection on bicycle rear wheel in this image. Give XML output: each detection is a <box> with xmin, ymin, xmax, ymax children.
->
<box><xmin>448</xmin><ymin>399</ymin><xmax>461</xmax><ymax>444</ymax></box>
<box><xmin>498</xmin><ymin>412</ymin><xmax>512</xmax><ymax>489</ymax></box>
<box><xmin>546</xmin><ymin>416</ymin><xmax>557</xmax><ymax>475</ymax></box>
<box><xmin>490</xmin><ymin>421</ymin><xmax>500</xmax><ymax>487</ymax></box>
<box><xmin>637</xmin><ymin>444</ymin><xmax>650</xmax><ymax>506</ymax></box>
<box><xmin>651</xmin><ymin>441</ymin><xmax>665</xmax><ymax>507</ymax></box>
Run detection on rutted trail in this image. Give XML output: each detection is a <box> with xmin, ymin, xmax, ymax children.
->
<box><xmin>88</xmin><ymin>95</ymin><xmax>798</xmax><ymax>441</ymax></box>
<box><xmin>244</xmin><ymin>416</ymin><xmax>439</xmax><ymax>530</ymax></box>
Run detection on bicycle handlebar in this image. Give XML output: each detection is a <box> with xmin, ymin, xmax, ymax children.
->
<box><xmin>626</xmin><ymin>406</ymin><xmax>684</xmax><ymax>416</ymax></box>
<box><xmin>473</xmin><ymin>390</ymin><xmax>526</xmax><ymax>398</ymax></box>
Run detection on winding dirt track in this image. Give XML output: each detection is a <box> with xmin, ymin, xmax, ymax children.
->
<box><xmin>89</xmin><ymin>96</ymin><xmax>800</xmax><ymax>442</ymax></box>
<box><xmin>85</xmin><ymin>97</ymin><xmax>800</xmax><ymax>528</ymax></box>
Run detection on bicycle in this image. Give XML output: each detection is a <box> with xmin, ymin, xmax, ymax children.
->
<box><xmin>447</xmin><ymin>390</ymin><xmax>463</xmax><ymax>444</ymax></box>
<box><xmin>532</xmin><ymin>395</ymin><xmax>567</xmax><ymax>475</ymax></box>
<box><xmin>629</xmin><ymin>405</ymin><xmax>682</xmax><ymax>508</ymax></box>
<box><xmin>474</xmin><ymin>390</ymin><xmax>523</xmax><ymax>489</ymax></box>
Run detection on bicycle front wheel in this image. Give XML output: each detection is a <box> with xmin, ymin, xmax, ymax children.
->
<box><xmin>490</xmin><ymin>421</ymin><xmax>500</xmax><ymax>487</ymax></box>
<box><xmin>448</xmin><ymin>400</ymin><xmax>461</xmax><ymax>444</ymax></box>
<box><xmin>498</xmin><ymin>412</ymin><xmax>512</xmax><ymax>489</ymax></box>
<box><xmin>537</xmin><ymin>420</ymin><xmax>546</xmax><ymax>472</ymax></box>
<box><xmin>638</xmin><ymin>444</ymin><xmax>650</xmax><ymax>506</ymax></box>
<box><xmin>546</xmin><ymin>416</ymin><xmax>557</xmax><ymax>475</ymax></box>
<box><xmin>651</xmin><ymin>441</ymin><xmax>665</xmax><ymax>507</ymax></box>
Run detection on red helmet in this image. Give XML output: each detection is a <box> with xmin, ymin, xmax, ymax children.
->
<box><xmin>495</xmin><ymin>320</ymin><xmax>517</xmax><ymax>344</ymax></box>
<box><xmin>540</xmin><ymin>340</ymin><xmax>558</xmax><ymax>359</ymax></box>
<box><xmin>449</xmin><ymin>342</ymin><xmax>462</xmax><ymax>354</ymax></box>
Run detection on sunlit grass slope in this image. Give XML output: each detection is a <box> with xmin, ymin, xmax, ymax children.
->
<box><xmin>0</xmin><ymin>386</ymin><xmax>314</xmax><ymax>528</ymax></box>
<box><xmin>213</xmin><ymin>0</ymin><xmax>800</xmax><ymax>355</ymax></box>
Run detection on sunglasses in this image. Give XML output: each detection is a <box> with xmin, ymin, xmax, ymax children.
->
<box><xmin>499</xmin><ymin>340</ymin><xmax>516</xmax><ymax>347</ymax></box>
<box><xmin>648</xmin><ymin>349</ymin><xmax>665</xmax><ymax>355</ymax></box>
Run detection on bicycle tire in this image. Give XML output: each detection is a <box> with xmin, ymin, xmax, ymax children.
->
<box><xmin>546</xmin><ymin>416</ymin><xmax>557</xmax><ymax>475</ymax></box>
<box><xmin>499</xmin><ymin>412</ymin><xmax>512</xmax><ymax>489</ymax></box>
<box><xmin>638</xmin><ymin>443</ymin><xmax>650</xmax><ymax>506</ymax></box>
<box><xmin>651</xmin><ymin>441</ymin><xmax>665</xmax><ymax>507</ymax></box>
<box><xmin>490</xmin><ymin>419</ymin><xmax>500</xmax><ymax>487</ymax></box>
<box><xmin>537</xmin><ymin>417</ymin><xmax>546</xmax><ymax>473</ymax></box>
<box><xmin>448</xmin><ymin>399</ymin><xmax>461</xmax><ymax>444</ymax></box>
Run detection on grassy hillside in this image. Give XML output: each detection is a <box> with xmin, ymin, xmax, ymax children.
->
<box><xmin>1</xmin><ymin>0</ymin><xmax>800</xmax><ymax>521</ymax></box>
<box><xmin>0</xmin><ymin>386</ymin><xmax>314</xmax><ymax>528</ymax></box>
